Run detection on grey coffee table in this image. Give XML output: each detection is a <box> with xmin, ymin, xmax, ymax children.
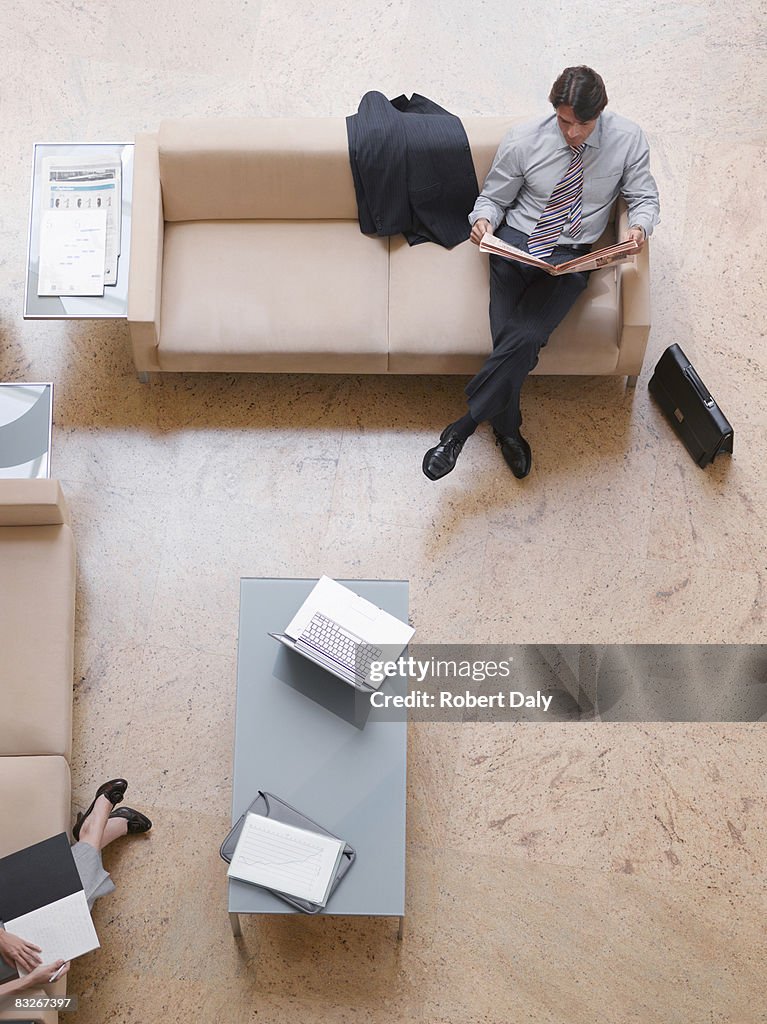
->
<box><xmin>229</xmin><ymin>577</ymin><xmax>409</xmax><ymax>937</ymax></box>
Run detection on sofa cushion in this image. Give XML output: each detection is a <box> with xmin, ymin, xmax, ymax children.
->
<box><xmin>159</xmin><ymin>118</ymin><xmax>358</xmax><ymax>222</ymax></box>
<box><xmin>0</xmin><ymin>756</ymin><xmax>71</xmax><ymax>857</ymax></box>
<box><xmin>159</xmin><ymin>221</ymin><xmax>390</xmax><ymax>372</ymax></box>
<box><xmin>387</xmin><ymin>237</ymin><xmax>620</xmax><ymax>374</ymax></box>
<box><xmin>0</xmin><ymin>526</ymin><xmax>75</xmax><ymax>757</ymax></box>
<box><xmin>157</xmin><ymin>116</ymin><xmax>521</xmax><ymax>224</ymax></box>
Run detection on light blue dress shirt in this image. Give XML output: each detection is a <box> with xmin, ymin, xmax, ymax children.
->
<box><xmin>469</xmin><ymin>109</ymin><xmax>660</xmax><ymax>244</ymax></box>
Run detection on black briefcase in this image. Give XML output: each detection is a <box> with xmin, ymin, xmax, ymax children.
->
<box><xmin>648</xmin><ymin>344</ymin><xmax>734</xmax><ymax>468</ymax></box>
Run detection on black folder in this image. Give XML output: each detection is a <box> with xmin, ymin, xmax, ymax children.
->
<box><xmin>0</xmin><ymin>834</ymin><xmax>81</xmax><ymax>923</ymax></box>
<box><xmin>0</xmin><ymin>833</ymin><xmax>85</xmax><ymax>981</ymax></box>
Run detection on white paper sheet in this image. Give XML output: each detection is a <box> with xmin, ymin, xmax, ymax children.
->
<box><xmin>7</xmin><ymin>890</ymin><xmax>100</xmax><ymax>973</ymax></box>
<box><xmin>41</xmin><ymin>157</ymin><xmax>122</xmax><ymax>284</ymax></box>
<box><xmin>227</xmin><ymin>813</ymin><xmax>345</xmax><ymax>906</ymax></box>
<box><xmin>38</xmin><ymin>209</ymin><xmax>107</xmax><ymax>296</ymax></box>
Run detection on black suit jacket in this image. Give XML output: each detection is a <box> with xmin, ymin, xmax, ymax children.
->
<box><xmin>346</xmin><ymin>91</ymin><xmax>479</xmax><ymax>248</ymax></box>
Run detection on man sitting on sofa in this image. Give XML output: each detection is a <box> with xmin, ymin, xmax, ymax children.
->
<box><xmin>422</xmin><ymin>65</ymin><xmax>660</xmax><ymax>481</ymax></box>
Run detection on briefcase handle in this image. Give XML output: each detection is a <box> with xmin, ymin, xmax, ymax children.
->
<box><xmin>684</xmin><ymin>364</ymin><xmax>715</xmax><ymax>408</ymax></box>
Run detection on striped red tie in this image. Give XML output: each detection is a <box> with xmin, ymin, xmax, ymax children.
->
<box><xmin>528</xmin><ymin>144</ymin><xmax>586</xmax><ymax>258</ymax></box>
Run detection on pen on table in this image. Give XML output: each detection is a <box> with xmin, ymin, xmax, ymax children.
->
<box><xmin>48</xmin><ymin>963</ymin><xmax>67</xmax><ymax>983</ymax></box>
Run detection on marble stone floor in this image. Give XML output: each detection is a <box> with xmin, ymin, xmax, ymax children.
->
<box><xmin>1</xmin><ymin>1</ymin><xmax>766</xmax><ymax>1022</ymax></box>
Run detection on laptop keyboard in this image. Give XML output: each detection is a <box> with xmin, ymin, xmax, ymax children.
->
<box><xmin>300</xmin><ymin>612</ymin><xmax>382</xmax><ymax>675</ymax></box>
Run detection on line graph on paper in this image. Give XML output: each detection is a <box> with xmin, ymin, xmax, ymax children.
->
<box><xmin>228</xmin><ymin>813</ymin><xmax>344</xmax><ymax>905</ymax></box>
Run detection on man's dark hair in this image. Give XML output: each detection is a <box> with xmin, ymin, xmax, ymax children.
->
<box><xmin>549</xmin><ymin>66</ymin><xmax>608</xmax><ymax>122</ymax></box>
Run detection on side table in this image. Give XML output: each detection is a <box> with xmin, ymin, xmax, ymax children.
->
<box><xmin>24</xmin><ymin>142</ymin><xmax>134</xmax><ymax>319</ymax></box>
<box><xmin>0</xmin><ymin>383</ymin><xmax>53</xmax><ymax>479</ymax></box>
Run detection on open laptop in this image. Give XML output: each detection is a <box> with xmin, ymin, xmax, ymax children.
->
<box><xmin>269</xmin><ymin>576</ymin><xmax>414</xmax><ymax>690</ymax></box>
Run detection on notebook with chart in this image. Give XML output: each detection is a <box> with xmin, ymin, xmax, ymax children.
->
<box><xmin>227</xmin><ymin>812</ymin><xmax>346</xmax><ymax>907</ymax></box>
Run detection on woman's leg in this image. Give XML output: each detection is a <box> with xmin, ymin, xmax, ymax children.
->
<box><xmin>77</xmin><ymin>795</ymin><xmax>127</xmax><ymax>851</ymax></box>
<box><xmin>100</xmin><ymin>816</ymin><xmax>129</xmax><ymax>849</ymax></box>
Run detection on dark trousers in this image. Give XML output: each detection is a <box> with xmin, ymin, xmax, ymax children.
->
<box><xmin>465</xmin><ymin>224</ymin><xmax>592</xmax><ymax>436</ymax></box>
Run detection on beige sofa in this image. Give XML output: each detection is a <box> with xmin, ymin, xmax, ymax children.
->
<box><xmin>128</xmin><ymin>118</ymin><xmax>650</xmax><ymax>382</ymax></box>
<box><xmin>0</xmin><ymin>480</ymin><xmax>75</xmax><ymax>1023</ymax></box>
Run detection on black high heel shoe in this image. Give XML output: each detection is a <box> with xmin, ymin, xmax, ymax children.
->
<box><xmin>72</xmin><ymin>778</ymin><xmax>128</xmax><ymax>841</ymax></box>
<box><xmin>109</xmin><ymin>807</ymin><xmax>152</xmax><ymax>834</ymax></box>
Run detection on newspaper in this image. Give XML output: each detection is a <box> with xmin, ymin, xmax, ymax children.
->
<box><xmin>41</xmin><ymin>157</ymin><xmax>121</xmax><ymax>285</ymax></box>
<box><xmin>478</xmin><ymin>232</ymin><xmax>640</xmax><ymax>276</ymax></box>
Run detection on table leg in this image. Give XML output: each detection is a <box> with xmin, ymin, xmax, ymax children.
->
<box><xmin>229</xmin><ymin>912</ymin><xmax>242</xmax><ymax>937</ymax></box>
<box><xmin>397</xmin><ymin>916</ymin><xmax>404</xmax><ymax>941</ymax></box>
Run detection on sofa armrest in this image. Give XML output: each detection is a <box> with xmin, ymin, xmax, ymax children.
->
<box><xmin>0</xmin><ymin>480</ymin><xmax>69</xmax><ymax>527</ymax></box>
<box><xmin>127</xmin><ymin>133</ymin><xmax>164</xmax><ymax>373</ymax></box>
<box><xmin>614</xmin><ymin>199</ymin><xmax>651</xmax><ymax>377</ymax></box>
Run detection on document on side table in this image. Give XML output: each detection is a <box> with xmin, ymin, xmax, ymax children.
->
<box><xmin>41</xmin><ymin>156</ymin><xmax>122</xmax><ymax>284</ymax></box>
<box><xmin>37</xmin><ymin>209</ymin><xmax>107</xmax><ymax>296</ymax></box>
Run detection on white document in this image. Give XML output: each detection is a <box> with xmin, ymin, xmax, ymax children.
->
<box><xmin>8</xmin><ymin>890</ymin><xmax>100</xmax><ymax>974</ymax></box>
<box><xmin>41</xmin><ymin>157</ymin><xmax>122</xmax><ymax>284</ymax></box>
<box><xmin>227</xmin><ymin>813</ymin><xmax>345</xmax><ymax>907</ymax></box>
<box><xmin>38</xmin><ymin>209</ymin><xmax>107</xmax><ymax>296</ymax></box>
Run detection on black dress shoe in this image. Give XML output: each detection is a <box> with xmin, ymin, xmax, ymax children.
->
<box><xmin>109</xmin><ymin>807</ymin><xmax>153</xmax><ymax>834</ymax></box>
<box><xmin>423</xmin><ymin>424</ymin><xmax>465</xmax><ymax>480</ymax></box>
<box><xmin>73</xmin><ymin>778</ymin><xmax>128</xmax><ymax>841</ymax></box>
<box><xmin>493</xmin><ymin>428</ymin><xmax>532</xmax><ymax>479</ymax></box>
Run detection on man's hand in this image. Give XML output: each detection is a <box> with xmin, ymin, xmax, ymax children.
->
<box><xmin>0</xmin><ymin>931</ymin><xmax>42</xmax><ymax>972</ymax></box>
<box><xmin>625</xmin><ymin>225</ymin><xmax>646</xmax><ymax>253</ymax></box>
<box><xmin>470</xmin><ymin>218</ymin><xmax>493</xmax><ymax>246</ymax></box>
